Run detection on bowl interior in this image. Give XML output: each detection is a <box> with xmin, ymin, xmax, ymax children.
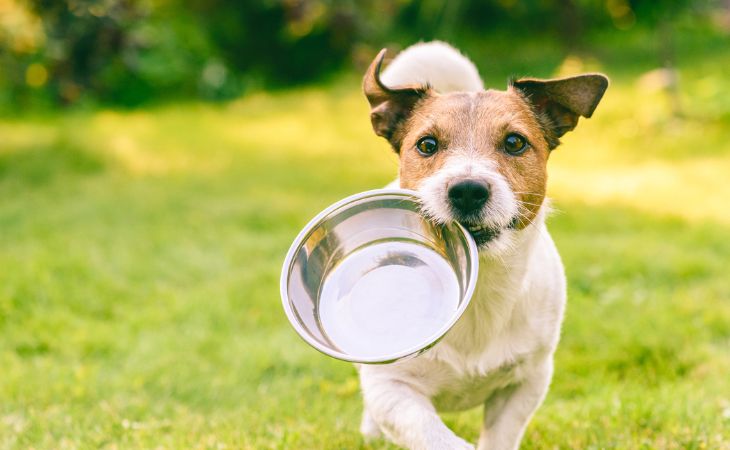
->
<box><xmin>282</xmin><ymin>190</ymin><xmax>477</xmax><ymax>363</ymax></box>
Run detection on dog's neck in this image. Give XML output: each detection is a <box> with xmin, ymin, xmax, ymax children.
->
<box><xmin>481</xmin><ymin>201</ymin><xmax>550</xmax><ymax>272</ymax></box>
<box><xmin>432</xmin><ymin>204</ymin><xmax>551</xmax><ymax>365</ymax></box>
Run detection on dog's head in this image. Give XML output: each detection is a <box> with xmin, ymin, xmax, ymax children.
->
<box><xmin>364</xmin><ymin>49</ymin><xmax>608</xmax><ymax>255</ymax></box>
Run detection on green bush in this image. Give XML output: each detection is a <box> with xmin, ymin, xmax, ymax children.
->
<box><xmin>0</xmin><ymin>0</ymin><xmax>721</xmax><ymax>108</ymax></box>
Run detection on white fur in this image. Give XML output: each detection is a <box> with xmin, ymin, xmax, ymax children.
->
<box><xmin>359</xmin><ymin>43</ymin><xmax>567</xmax><ymax>450</ymax></box>
<box><xmin>381</xmin><ymin>41</ymin><xmax>484</xmax><ymax>93</ymax></box>
<box><xmin>417</xmin><ymin>151</ymin><xmax>519</xmax><ymax>256</ymax></box>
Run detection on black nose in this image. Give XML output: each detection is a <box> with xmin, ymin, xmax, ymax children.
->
<box><xmin>448</xmin><ymin>180</ymin><xmax>489</xmax><ymax>215</ymax></box>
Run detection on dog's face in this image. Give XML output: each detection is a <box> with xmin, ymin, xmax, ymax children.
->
<box><xmin>364</xmin><ymin>49</ymin><xmax>608</xmax><ymax>254</ymax></box>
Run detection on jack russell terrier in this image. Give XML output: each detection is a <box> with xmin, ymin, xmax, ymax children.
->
<box><xmin>357</xmin><ymin>41</ymin><xmax>608</xmax><ymax>449</ymax></box>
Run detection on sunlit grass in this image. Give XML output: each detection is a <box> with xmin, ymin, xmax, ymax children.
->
<box><xmin>1</xmin><ymin>31</ymin><xmax>730</xmax><ymax>449</ymax></box>
<box><xmin>3</xmin><ymin>71</ymin><xmax>729</xmax><ymax>222</ymax></box>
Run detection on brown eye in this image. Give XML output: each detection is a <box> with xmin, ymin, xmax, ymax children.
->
<box><xmin>504</xmin><ymin>133</ymin><xmax>528</xmax><ymax>156</ymax></box>
<box><xmin>416</xmin><ymin>136</ymin><xmax>438</xmax><ymax>156</ymax></box>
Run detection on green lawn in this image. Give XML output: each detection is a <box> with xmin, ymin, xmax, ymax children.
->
<box><xmin>2</xmin><ymin>32</ymin><xmax>730</xmax><ymax>449</ymax></box>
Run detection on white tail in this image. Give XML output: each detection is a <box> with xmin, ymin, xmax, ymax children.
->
<box><xmin>380</xmin><ymin>41</ymin><xmax>484</xmax><ymax>93</ymax></box>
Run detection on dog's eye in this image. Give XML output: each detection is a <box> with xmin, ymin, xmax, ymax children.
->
<box><xmin>504</xmin><ymin>133</ymin><xmax>528</xmax><ymax>156</ymax></box>
<box><xmin>416</xmin><ymin>136</ymin><xmax>438</xmax><ymax>156</ymax></box>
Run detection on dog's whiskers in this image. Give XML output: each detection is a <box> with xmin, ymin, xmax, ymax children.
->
<box><xmin>516</xmin><ymin>200</ymin><xmax>544</xmax><ymax>208</ymax></box>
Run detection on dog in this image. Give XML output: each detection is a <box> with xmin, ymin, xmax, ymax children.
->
<box><xmin>358</xmin><ymin>41</ymin><xmax>608</xmax><ymax>450</ymax></box>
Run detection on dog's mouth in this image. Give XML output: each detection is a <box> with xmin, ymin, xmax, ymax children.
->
<box><xmin>461</xmin><ymin>217</ymin><xmax>519</xmax><ymax>247</ymax></box>
<box><xmin>463</xmin><ymin>223</ymin><xmax>501</xmax><ymax>246</ymax></box>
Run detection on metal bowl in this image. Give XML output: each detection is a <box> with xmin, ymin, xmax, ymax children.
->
<box><xmin>280</xmin><ymin>189</ymin><xmax>479</xmax><ymax>364</ymax></box>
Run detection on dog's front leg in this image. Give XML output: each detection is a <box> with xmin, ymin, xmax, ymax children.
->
<box><xmin>477</xmin><ymin>361</ymin><xmax>552</xmax><ymax>450</ymax></box>
<box><xmin>360</xmin><ymin>370</ymin><xmax>474</xmax><ymax>450</ymax></box>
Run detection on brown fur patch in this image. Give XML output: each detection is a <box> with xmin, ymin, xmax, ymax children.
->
<box><xmin>512</xmin><ymin>74</ymin><xmax>608</xmax><ymax>148</ymax></box>
<box><xmin>363</xmin><ymin>50</ymin><xmax>607</xmax><ymax>230</ymax></box>
<box><xmin>363</xmin><ymin>49</ymin><xmax>432</xmax><ymax>151</ymax></box>
<box><xmin>397</xmin><ymin>90</ymin><xmax>550</xmax><ymax>228</ymax></box>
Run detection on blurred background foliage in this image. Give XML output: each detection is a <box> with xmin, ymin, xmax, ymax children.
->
<box><xmin>2</xmin><ymin>1</ymin><xmax>730</xmax><ymax>448</ymax></box>
<box><xmin>1</xmin><ymin>0</ymin><xmax>728</xmax><ymax>110</ymax></box>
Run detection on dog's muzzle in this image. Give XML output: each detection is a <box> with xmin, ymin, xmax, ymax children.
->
<box><xmin>448</xmin><ymin>180</ymin><xmax>489</xmax><ymax>217</ymax></box>
<box><xmin>446</xmin><ymin>180</ymin><xmax>520</xmax><ymax>246</ymax></box>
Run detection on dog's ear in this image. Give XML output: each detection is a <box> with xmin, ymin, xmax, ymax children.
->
<box><xmin>512</xmin><ymin>74</ymin><xmax>608</xmax><ymax>149</ymax></box>
<box><xmin>363</xmin><ymin>49</ymin><xmax>430</xmax><ymax>152</ymax></box>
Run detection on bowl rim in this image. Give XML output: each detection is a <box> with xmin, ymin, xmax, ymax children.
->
<box><xmin>280</xmin><ymin>188</ymin><xmax>480</xmax><ymax>364</ymax></box>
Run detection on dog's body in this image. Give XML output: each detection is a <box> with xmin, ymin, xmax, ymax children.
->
<box><xmin>358</xmin><ymin>42</ymin><xmax>608</xmax><ymax>450</ymax></box>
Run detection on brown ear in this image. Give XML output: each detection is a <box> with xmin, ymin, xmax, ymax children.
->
<box><xmin>512</xmin><ymin>74</ymin><xmax>608</xmax><ymax>149</ymax></box>
<box><xmin>363</xmin><ymin>49</ymin><xmax>431</xmax><ymax>152</ymax></box>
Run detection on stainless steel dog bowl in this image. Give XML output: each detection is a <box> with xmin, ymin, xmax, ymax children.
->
<box><xmin>280</xmin><ymin>189</ymin><xmax>479</xmax><ymax>364</ymax></box>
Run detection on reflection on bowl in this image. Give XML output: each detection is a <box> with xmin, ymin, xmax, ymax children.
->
<box><xmin>280</xmin><ymin>189</ymin><xmax>479</xmax><ymax>364</ymax></box>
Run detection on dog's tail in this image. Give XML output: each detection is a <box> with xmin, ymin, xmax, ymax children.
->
<box><xmin>380</xmin><ymin>41</ymin><xmax>484</xmax><ymax>93</ymax></box>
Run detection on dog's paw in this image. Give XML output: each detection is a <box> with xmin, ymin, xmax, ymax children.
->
<box><xmin>426</xmin><ymin>435</ymin><xmax>474</xmax><ymax>450</ymax></box>
<box><xmin>360</xmin><ymin>411</ymin><xmax>383</xmax><ymax>440</ymax></box>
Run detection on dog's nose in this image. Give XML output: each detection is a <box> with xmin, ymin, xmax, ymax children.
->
<box><xmin>448</xmin><ymin>180</ymin><xmax>489</xmax><ymax>215</ymax></box>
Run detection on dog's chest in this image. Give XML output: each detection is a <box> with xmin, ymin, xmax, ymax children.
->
<box><xmin>431</xmin><ymin>359</ymin><xmax>524</xmax><ymax>411</ymax></box>
<box><xmin>424</xmin><ymin>279</ymin><xmax>550</xmax><ymax>412</ymax></box>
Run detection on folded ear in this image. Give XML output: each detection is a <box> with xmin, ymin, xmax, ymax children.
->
<box><xmin>512</xmin><ymin>74</ymin><xmax>608</xmax><ymax>149</ymax></box>
<box><xmin>363</xmin><ymin>49</ymin><xmax>431</xmax><ymax>152</ymax></box>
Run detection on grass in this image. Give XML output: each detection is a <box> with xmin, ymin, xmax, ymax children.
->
<box><xmin>2</xmin><ymin>26</ymin><xmax>730</xmax><ymax>449</ymax></box>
